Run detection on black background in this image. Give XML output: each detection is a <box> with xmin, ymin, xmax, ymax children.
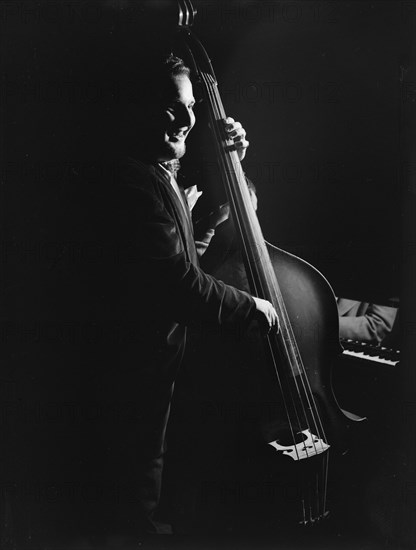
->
<box><xmin>1</xmin><ymin>1</ymin><xmax>415</xmax><ymax>548</ymax></box>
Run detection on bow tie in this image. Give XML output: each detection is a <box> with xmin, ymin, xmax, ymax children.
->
<box><xmin>161</xmin><ymin>160</ymin><xmax>181</xmax><ymax>177</ymax></box>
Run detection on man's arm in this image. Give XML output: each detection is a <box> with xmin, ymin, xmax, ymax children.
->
<box><xmin>118</xmin><ymin>178</ymin><xmax>276</xmax><ymax>332</ymax></box>
<box><xmin>194</xmin><ymin>204</ymin><xmax>230</xmax><ymax>258</ymax></box>
<box><xmin>339</xmin><ymin>303</ymin><xmax>397</xmax><ymax>343</ymax></box>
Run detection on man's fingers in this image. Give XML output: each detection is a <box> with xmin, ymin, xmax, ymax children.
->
<box><xmin>253</xmin><ymin>297</ymin><xmax>279</xmax><ymax>335</ymax></box>
<box><xmin>268</xmin><ymin>305</ymin><xmax>279</xmax><ymax>334</ymax></box>
<box><xmin>235</xmin><ymin>139</ymin><xmax>249</xmax><ymax>148</ymax></box>
<box><xmin>223</xmin><ymin>117</ymin><xmax>249</xmax><ymax>161</ymax></box>
<box><xmin>227</xmin><ymin>122</ymin><xmax>243</xmax><ymax>137</ymax></box>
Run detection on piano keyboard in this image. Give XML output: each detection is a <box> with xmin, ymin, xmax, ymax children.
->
<box><xmin>340</xmin><ymin>339</ymin><xmax>400</xmax><ymax>366</ymax></box>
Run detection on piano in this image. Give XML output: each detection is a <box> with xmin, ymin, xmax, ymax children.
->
<box><xmin>333</xmin><ymin>325</ymin><xmax>400</xmax><ymax>415</ymax></box>
<box><xmin>340</xmin><ymin>339</ymin><xmax>400</xmax><ymax>367</ymax></box>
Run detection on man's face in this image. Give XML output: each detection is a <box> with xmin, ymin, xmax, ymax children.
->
<box><xmin>153</xmin><ymin>74</ymin><xmax>196</xmax><ymax>163</ymax></box>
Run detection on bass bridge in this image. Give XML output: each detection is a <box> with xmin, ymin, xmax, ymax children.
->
<box><xmin>268</xmin><ymin>429</ymin><xmax>330</xmax><ymax>461</ymax></box>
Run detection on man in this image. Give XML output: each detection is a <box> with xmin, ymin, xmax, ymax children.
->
<box><xmin>111</xmin><ymin>54</ymin><xmax>278</xmax><ymax>536</ymax></box>
<box><xmin>336</xmin><ymin>298</ymin><xmax>398</xmax><ymax>344</ymax></box>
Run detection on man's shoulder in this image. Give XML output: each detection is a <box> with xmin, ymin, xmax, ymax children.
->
<box><xmin>118</xmin><ymin>156</ymin><xmax>158</xmax><ymax>189</ymax></box>
<box><xmin>337</xmin><ymin>298</ymin><xmax>364</xmax><ymax>316</ymax></box>
<box><xmin>113</xmin><ymin>156</ymin><xmax>178</xmax><ymax>218</ymax></box>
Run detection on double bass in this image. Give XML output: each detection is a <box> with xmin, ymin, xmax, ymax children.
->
<box><xmin>174</xmin><ymin>0</ymin><xmax>364</xmax><ymax>525</ymax></box>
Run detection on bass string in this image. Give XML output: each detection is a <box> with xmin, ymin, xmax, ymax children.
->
<box><xmin>178</xmin><ymin>0</ymin><xmax>330</xmax><ymax>522</ymax></box>
<box><xmin>201</xmin><ymin>71</ymin><xmax>328</xmax><ymax>452</ymax></box>
<box><xmin>199</xmin><ymin>67</ymin><xmax>329</xmax><ymax>515</ymax></box>
<box><xmin>205</xmin><ymin>74</ymin><xmax>328</xmax><ymax>451</ymax></box>
<box><xmin>200</xmin><ymin>71</ymin><xmax>318</xmax><ymax>449</ymax></box>
<box><xmin>198</xmin><ymin>76</ymin><xmax>297</xmax><ymax>443</ymax></box>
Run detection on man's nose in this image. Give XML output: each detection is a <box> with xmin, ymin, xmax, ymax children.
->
<box><xmin>177</xmin><ymin>106</ymin><xmax>195</xmax><ymax>129</ymax></box>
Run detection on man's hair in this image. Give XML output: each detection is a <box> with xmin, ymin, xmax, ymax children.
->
<box><xmin>163</xmin><ymin>53</ymin><xmax>191</xmax><ymax>79</ymax></box>
<box><xmin>123</xmin><ymin>53</ymin><xmax>191</xmax><ymax>106</ymax></box>
<box><xmin>148</xmin><ymin>54</ymin><xmax>192</xmax><ymax>106</ymax></box>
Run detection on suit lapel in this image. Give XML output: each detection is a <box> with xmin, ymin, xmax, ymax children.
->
<box><xmin>153</xmin><ymin>165</ymin><xmax>197</xmax><ymax>263</ymax></box>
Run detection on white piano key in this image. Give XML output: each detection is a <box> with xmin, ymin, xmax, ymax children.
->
<box><xmin>342</xmin><ymin>348</ymin><xmax>399</xmax><ymax>366</ymax></box>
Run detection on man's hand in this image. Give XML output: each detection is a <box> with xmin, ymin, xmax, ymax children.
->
<box><xmin>253</xmin><ymin>297</ymin><xmax>280</xmax><ymax>335</ymax></box>
<box><xmin>208</xmin><ymin>202</ymin><xmax>230</xmax><ymax>229</ymax></box>
<box><xmin>224</xmin><ymin>117</ymin><xmax>249</xmax><ymax>161</ymax></box>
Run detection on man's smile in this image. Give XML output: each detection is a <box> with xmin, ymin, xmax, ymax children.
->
<box><xmin>168</xmin><ymin>129</ymin><xmax>188</xmax><ymax>141</ymax></box>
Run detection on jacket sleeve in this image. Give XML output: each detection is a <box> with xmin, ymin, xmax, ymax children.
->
<box><xmin>194</xmin><ymin>228</ymin><xmax>215</xmax><ymax>258</ymax></box>
<box><xmin>117</xmin><ymin>179</ymin><xmax>256</xmax><ymax>330</ymax></box>
<box><xmin>339</xmin><ymin>303</ymin><xmax>397</xmax><ymax>343</ymax></box>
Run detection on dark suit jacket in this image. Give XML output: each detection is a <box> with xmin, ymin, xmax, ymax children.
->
<box><xmin>112</xmin><ymin>157</ymin><xmax>256</xmax><ymax>380</ymax></box>
<box><xmin>26</xmin><ymin>154</ymin><xmax>255</xmax><ymax>497</ymax></box>
<box><xmin>42</xmin><ymin>156</ymin><xmax>255</xmax><ymax>379</ymax></box>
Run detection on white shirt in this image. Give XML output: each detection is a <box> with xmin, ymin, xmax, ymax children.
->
<box><xmin>158</xmin><ymin>162</ymin><xmax>189</xmax><ymax>214</ymax></box>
